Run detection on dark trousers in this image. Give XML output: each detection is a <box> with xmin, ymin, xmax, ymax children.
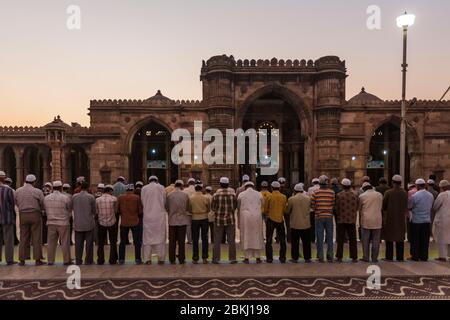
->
<box><xmin>385</xmin><ymin>241</ymin><xmax>404</xmax><ymax>261</ymax></box>
<box><xmin>284</xmin><ymin>214</ymin><xmax>291</xmax><ymax>243</ymax></box>
<box><xmin>119</xmin><ymin>225</ymin><xmax>142</xmax><ymax>262</ymax></box>
<box><xmin>169</xmin><ymin>225</ymin><xmax>186</xmax><ymax>263</ymax></box>
<box><xmin>213</xmin><ymin>224</ymin><xmax>236</xmax><ymax>262</ymax></box>
<box><xmin>75</xmin><ymin>230</ymin><xmax>94</xmax><ymax>265</ymax></box>
<box><xmin>291</xmin><ymin>228</ymin><xmax>311</xmax><ymax>261</ymax></box>
<box><xmin>69</xmin><ymin>217</ymin><xmax>74</xmax><ymax>245</ymax></box>
<box><xmin>97</xmin><ymin>223</ymin><xmax>118</xmax><ymax>264</ymax></box>
<box><xmin>208</xmin><ymin>222</ymin><xmax>215</xmax><ymax>243</ymax></box>
<box><xmin>309</xmin><ymin>212</ymin><xmax>316</xmax><ymax>242</ymax></box>
<box><xmin>336</xmin><ymin>223</ymin><xmax>358</xmax><ymax>260</ymax></box>
<box><xmin>410</xmin><ymin>222</ymin><xmax>430</xmax><ymax>261</ymax></box>
<box><xmin>265</xmin><ymin>218</ymin><xmax>286</xmax><ymax>262</ymax></box>
<box><xmin>42</xmin><ymin>215</ymin><xmax>47</xmax><ymax>245</ymax></box>
<box><xmin>0</xmin><ymin>224</ymin><xmax>15</xmax><ymax>263</ymax></box>
<box><xmin>192</xmin><ymin>219</ymin><xmax>209</xmax><ymax>261</ymax></box>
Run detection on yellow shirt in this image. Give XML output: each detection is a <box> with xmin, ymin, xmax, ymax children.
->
<box><xmin>260</xmin><ymin>190</ymin><xmax>271</xmax><ymax>213</ymax></box>
<box><xmin>188</xmin><ymin>191</ymin><xmax>211</xmax><ymax>220</ymax></box>
<box><xmin>264</xmin><ymin>190</ymin><xmax>287</xmax><ymax>223</ymax></box>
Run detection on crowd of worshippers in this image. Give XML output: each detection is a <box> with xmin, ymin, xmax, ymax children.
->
<box><xmin>0</xmin><ymin>169</ymin><xmax>449</xmax><ymax>266</ymax></box>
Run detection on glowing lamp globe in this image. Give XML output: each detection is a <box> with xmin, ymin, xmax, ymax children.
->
<box><xmin>396</xmin><ymin>13</ymin><xmax>415</xmax><ymax>28</ymax></box>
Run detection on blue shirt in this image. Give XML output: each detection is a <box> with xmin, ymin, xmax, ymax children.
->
<box><xmin>409</xmin><ymin>189</ymin><xmax>434</xmax><ymax>223</ymax></box>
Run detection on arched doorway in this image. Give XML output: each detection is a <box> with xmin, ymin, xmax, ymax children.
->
<box><xmin>241</xmin><ymin>93</ymin><xmax>304</xmax><ymax>188</ymax></box>
<box><xmin>368</xmin><ymin>120</ymin><xmax>411</xmax><ymax>184</ymax></box>
<box><xmin>129</xmin><ymin>120</ymin><xmax>178</xmax><ymax>186</ymax></box>
<box><xmin>3</xmin><ymin>146</ymin><xmax>16</xmax><ymax>188</ymax></box>
<box><xmin>23</xmin><ymin>146</ymin><xmax>43</xmax><ymax>185</ymax></box>
<box><xmin>67</xmin><ymin>146</ymin><xmax>90</xmax><ymax>186</ymax></box>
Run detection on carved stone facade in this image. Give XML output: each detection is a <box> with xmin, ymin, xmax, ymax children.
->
<box><xmin>1</xmin><ymin>55</ymin><xmax>449</xmax><ymax>189</ymax></box>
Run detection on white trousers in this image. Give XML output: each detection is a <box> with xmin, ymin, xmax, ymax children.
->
<box><xmin>143</xmin><ymin>243</ymin><xmax>166</xmax><ymax>262</ymax></box>
<box><xmin>244</xmin><ymin>249</ymin><xmax>261</xmax><ymax>259</ymax></box>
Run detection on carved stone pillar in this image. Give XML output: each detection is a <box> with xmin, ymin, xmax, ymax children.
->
<box><xmin>50</xmin><ymin>144</ymin><xmax>63</xmax><ymax>181</ymax></box>
<box><xmin>41</xmin><ymin>149</ymin><xmax>51</xmax><ymax>183</ymax></box>
<box><xmin>61</xmin><ymin>147</ymin><xmax>70</xmax><ymax>184</ymax></box>
<box><xmin>13</xmin><ymin>146</ymin><xmax>25</xmax><ymax>187</ymax></box>
<box><xmin>313</xmin><ymin>56</ymin><xmax>346</xmax><ymax>178</ymax></box>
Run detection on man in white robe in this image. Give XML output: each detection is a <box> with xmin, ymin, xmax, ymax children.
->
<box><xmin>432</xmin><ymin>180</ymin><xmax>450</xmax><ymax>261</ymax></box>
<box><xmin>237</xmin><ymin>181</ymin><xmax>264</xmax><ymax>263</ymax></box>
<box><xmin>141</xmin><ymin>176</ymin><xmax>167</xmax><ymax>264</ymax></box>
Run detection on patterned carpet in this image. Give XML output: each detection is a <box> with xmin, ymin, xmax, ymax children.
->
<box><xmin>0</xmin><ymin>276</ymin><xmax>449</xmax><ymax>300</ymax></box>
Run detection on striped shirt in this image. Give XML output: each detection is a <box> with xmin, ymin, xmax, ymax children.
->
<box><xmin>95</xmin><ymin>194</ymin><xmax>118</xmax><ymax>227</ymax></box>
<box><xmin>0</xmin><ymin>185</ymin><xmax>15</xmax><ymax>225</ymax></box>
<box><xmin>310</xmin><ymin>188</ymin><xmax>335</xmax><ymax>219</ymax></box>
<box><xmin>211</xmin><ymin>188</ymin><xmax>237</xmax><ymax>226</ymax></box>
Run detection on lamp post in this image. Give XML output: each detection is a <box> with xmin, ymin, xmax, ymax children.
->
<box><xmin>396</xmin><ymin>12</ymin><xmax>415</xmax><ymax>184</ymax></box>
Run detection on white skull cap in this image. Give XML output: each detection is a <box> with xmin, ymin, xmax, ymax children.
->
<box><xmin>25</xmin><ymin>174</ymin><xmax>37</xmax><ymax>183</ymax></box>
<box><xmin>220</xmin><ymin>177</ymin><xmax>229</xmax><ymax>184</ymax></box>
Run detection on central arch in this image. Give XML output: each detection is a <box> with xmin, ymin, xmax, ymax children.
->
<box><xmin>238</xmin><ymin>86</ymin><xmax>310</xmax><ymax>188</ymax></box>
<box><xmin>127</xmin><ymin>118</ymin><xmax>178</xmax><ymax>185</ymax></box>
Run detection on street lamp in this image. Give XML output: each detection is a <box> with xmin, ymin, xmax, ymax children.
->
<box><xmin>396</xmin><ymin>11</ymin><xmax>415</xmax><ymax>185</ymax></box>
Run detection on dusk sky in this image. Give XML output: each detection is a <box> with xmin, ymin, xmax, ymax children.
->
<box><xmin>1</xmin><ymin>0</ymin><xmax>449</xmax><ymax>126</ymax></box>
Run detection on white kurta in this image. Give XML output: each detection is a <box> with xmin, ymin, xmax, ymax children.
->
<box><xmin>237</xmin><ymin>188</ymin><xmax>264</xmax><ymax>250</ymax></box>
<box><xmin>432</xmin><ymin>191</ymin><xmax>450</xmax><ymax>244</ymax></box>
<box><xmin>141</xmin><ymin>182</ymin><xmax>167</xmax><ymax>245</ymax></box>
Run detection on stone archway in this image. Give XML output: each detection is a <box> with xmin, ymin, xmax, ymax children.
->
<box><xmin>23</xmin><ymin>146</ymin><xmax>43</xmax><ymax>185</ymax></box>
<box><xmin>127</xmin><ymin>118</ymin><xmax>178</xmax><ymax>185</ymax></box>
<box><xmin>2</xmin><ymin>146</ymin><xmax>16</xmax><ymax>188</ymax></box>
<box><xmin>239</xmin><ymin>86</ymin><xmax>310</xmax><ymax>188</ymax></box>
<box><xmin>367</xmin><ymin>116</ymin><xmax>422</xmax><ymax>184</ymax></box>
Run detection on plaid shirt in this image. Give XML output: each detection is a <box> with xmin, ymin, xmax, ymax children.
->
<box><xmin>95</xmin><ymin>193</ymin><xmax>118</xmax><ymax>227</ymax></box>
<box><xmin>211</xmin><ymin>188</ymin><xmax>237</xmax><ymax>226</ymax></box>
<box><xmin>44</xmin><ymin>191</ymin><xmax>72</xmax><ymax>226</ymax></box>
<box><xmin>15</xmin><ymin>183</ymin><xmax>44</xmax><ymax>213</ymax></box>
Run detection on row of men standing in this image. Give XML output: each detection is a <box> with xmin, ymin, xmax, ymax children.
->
<box><xmin>1</xmin><ymin>170</ymin><xmax>450</xmax><ymax>265</ymax></box>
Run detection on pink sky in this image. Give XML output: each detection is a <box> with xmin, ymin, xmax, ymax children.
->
<box><xmin>1</xmin><ymin>0</ymin><xmax>449</xmax><ymax>127</ymax></box>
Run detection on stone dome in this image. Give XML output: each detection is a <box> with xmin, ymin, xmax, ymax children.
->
<box><xmin>348</xmin><ymin>87</ymin><xmax>382</xmax><ymax>105</ymax></box>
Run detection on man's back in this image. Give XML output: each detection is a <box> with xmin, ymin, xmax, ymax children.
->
<box><xmin>44</xmin><ymin>191</ymin><xmax>72</xmax><ymax>225</ymax></box>
<box><xmin>336</xmin><ymin>190</ymin><xmax>359</xmax><ymax>224</ymax></box>
<box><xmin>359</xmin><ymin>189</ymin><xmax>383</xmax><ymax>229</ymax></box>
<box><xmin>167</xmin><ymin>189</ymin><xmax>189</xmax><ymax>226</ymax></box>
<box><xmin>310</xmin><ymin>188</ymin><xmax>335</xmax><ymax>219</ymax></box>
<box><xmin>141</xmin><ymin>182</ymin><xmax>167</xmax><ymax>218</ymax></box>
<box><xmin>287</xmin><ymin>193</ymin><xmax>310</xmax><ymax>229</ymax></box>
<box><xmin>96</xmin><ymin>194</ymin><xmax>117</xmax><ymax>227</ymax></box>
<box><xmin>212</xmin><ymin>188</ymin><xmax>237</xmax><ymax>226</ymax></box>
<box><xmin>15</xmin><ymin>184</ymin><xmax>44</xmax><ymax>213</ymax></box>
<box><xmin>72</xmin><ymin>191</ymin><xmax>96</xmax><ymax>231</ymax></box>
<box><xmin>410</xmin><ymin>190</ymin><xmax>434</xmax><ymax>223</ymax></box>
<box><xmin>265</xmin><ymin>190</ymin><xmax>287</xmax><ymax>223</ymax></box>
<box><xmin>118</xmin><ymin>192</ymin><xmax>142</xmax><ymax>227</ymax></box>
